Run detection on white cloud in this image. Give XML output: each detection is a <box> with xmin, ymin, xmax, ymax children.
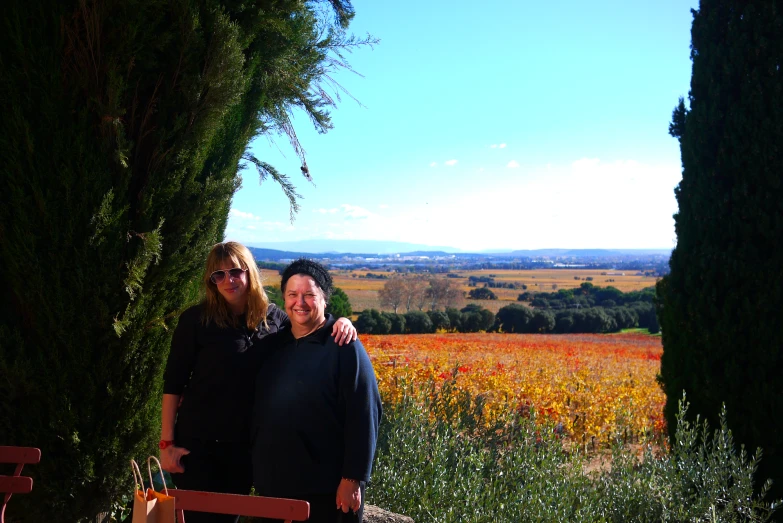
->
<box><xmin>412</xmin><ymin>157</ymin><xmax>680</xmax><ymax>249</ymax></box>
<box><xmin>255</xmin><ymin>221</ymin><xmax>289</xmax><ymax>230</ymax></box>
<box><xmin>572</xmin><ymin>157</ymin><xmax>601</xmax><ymax>171</ymax></box>
<box><xmin>229</xmin><ymin>155</ymin><xmax>680</xmax><ymax>250</ymax></box>
<box><xmin>445</xmin><ymin>159</ymin><xmax>458</xmax><ymax>166</ymax></box>
<box><xmin>499</xmin><ymin>143</ymin><xmax>507</xmax><ymax>149</ymax></box>
<box><xmin>223</xmin><ymin>218</ymin><xmax>294</xmax><ymax>244</ymax></box>
<box><xmin>490</xmin><ymin>144</ymin><xmax>498</xmax><ymax>149</ymax></box>
<box><xmin>507</xmin><ymin>160</ymin><xmax>520</xmax><ymax>168</ymax></box>
<box><xmin>229</xmin><ymin>208</ymin><xmax>260</xmax><ymax>221</ymax></box>
<box><xmin>340</xmin><ymin>203</ymin><xmax>375</xmax><ymax>219</ymax></box>
<box><xmin>430</xmin><ymin>161</ymin><xmax>437</xmax><ymax>167</ymax></box>
<box><xmin>312</xmin><ymin>204</ymin><xmax>378</xmax><ymax>220</ymax></box>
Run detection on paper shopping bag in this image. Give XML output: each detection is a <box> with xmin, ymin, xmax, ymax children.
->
<box><xmin>146</xmin><ymin>456</ymin><xmax>176</xmax><ymax>523</ymax></box>
<box><xmin>131</xmin><ymin>460</ymin><xmax>159</xmax><ymax>523</ymax></box>
<box><xmin>132</xmin><ymin>488</ymin><xmax>159</xmax><ymax>523</ymax></box>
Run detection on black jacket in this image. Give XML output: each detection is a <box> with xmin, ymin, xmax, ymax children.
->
<box><xmin>163</xmin><ymin>303</ymin><xmax>289</xmax><ymax>442</ymax></box>
<box><xmin>252</xmin><ymin>315</ymin><xmax>382</xmax><ymax>496</ymax></box>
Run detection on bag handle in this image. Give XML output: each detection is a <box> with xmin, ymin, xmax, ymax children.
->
<box><xmin>147</xmin><ymin>456</ymin><xmax>169</xmax><ymax>495</ymax></box>
<box><xmin>130</xmin><ymin>459</ymin><xmax>144</xmax><ymax>492</ymax></box>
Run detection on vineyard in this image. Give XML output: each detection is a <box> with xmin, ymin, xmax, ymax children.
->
<box><xmin>364</xmin><ymin>332</ymin><xmax>665</xmax><ymax>446</ymax></box>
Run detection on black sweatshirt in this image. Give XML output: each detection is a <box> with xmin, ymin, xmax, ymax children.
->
<box><xmin>163</xmin><ymin>303</ymin><xmax>289</xmax><ymax>442</ymax></box>
<box><xmin>252</xmin><ymin>315</ymin><xmax>382</xmax><ymax>497</ymax></box>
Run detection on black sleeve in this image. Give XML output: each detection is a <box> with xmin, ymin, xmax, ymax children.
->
<box><xmin>162</xmin><ymin>305</ymin><xmax>201</xmax><ymax>395</ymax></box>
<box><xmin>339</xmin><ymin>339</ymin><xmax>382</xmax><ymax>482</ymax></box>
<box><xmin>267</xmin><ymin>303</ymin><xmax>290</xmax><ymax>330</ymax></box>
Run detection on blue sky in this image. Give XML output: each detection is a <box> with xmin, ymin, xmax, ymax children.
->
<box><xmin>227</xmin><ymin>0</ymin><xmax>698</xmax><ymax>252</ymax></box>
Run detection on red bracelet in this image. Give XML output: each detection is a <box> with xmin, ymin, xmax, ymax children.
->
<box><xmin>342</xmin><ymin>477</ymin><xmax>360</xmax><ymax>484</ymax></box>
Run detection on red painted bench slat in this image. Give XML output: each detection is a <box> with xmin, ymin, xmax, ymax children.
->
<box><xmin>0</xmin><ymin>447</ymin><xmax>41</xmax><ymax>465</ymax></box>
<box><xmin>170</xmin><ymin>489</ymin><xmax>309</xmax><ymax>522</ymax></box>
<box><xmin>0</xmin><ymin>477</ymin><xmax>32</xmax><ymax>495</ymax></box>
<box><xmin>1</xmin><ymin>446</ymin><xmax>41</xmax><ymax>523</ymax></box>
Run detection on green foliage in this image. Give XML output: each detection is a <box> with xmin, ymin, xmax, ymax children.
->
<box><xmin>467</xmin><ymin>287</ymin><xmax>497</xmax><ymax>300</ymax></box>
<box><xmin>369</xmin><ymin>386</ymin><xmax>779</xmax><ymax>522</ymax></box>
<box><xmin>657</xmin><ymin>0</ymin><xmax>783</xmax><ymax>497</ymax></box>
<box><xmin>356</xmin><ymin>309</ymin><xmax>392</xmax><ymax>335</ymax></box>
<box><xmin>445</xmin><ymin>307</ymin><xmax>463</xmax><ymax>332</ymax></box>
<box><xmin>427</xmin><ymin>310</ymin><xmax>451</xmax><ymax>332</ymax></box>
<box><xmin>403</xmin><ymin>310</ymin><xmax>434</xmax><ymax>334</ymax></box>
<box><xmin>495</xmin><ymin>300</ymin><xmax>660</xmax><ymax>335</ymax></box>
<box><xmin>495</xmin><ymin>303</ymin><xmax>534</xmax><ymax>333</ymax></box>
<box><xmin>382</xmin><ymin>312</ymin><xmax>406</xmax><ymax>334</ymax></box>
<box><xmin>265</xmin><ymin>285</ymin><xmax>285</xmax><ymax>309</ymax></box>
<box><xmin>399</xmin><ymin>299</ymin><xmax>666</xmax><ymax>335</ymax></box>
<box><xmin>530</xmin><ymin>284</ymin><xmax>655</xmax><ymax>309</ymax></box>
<box><xmin>364</xmin><ymin>307</ymin><xmax>497</xmax><ymax>335</ymax></box>
<box><xmin>326</xmin><ymin>287</ymin><xmax>352</xmax><ymax>318</ymax></box>
<box><xmin>529</xmin><ymin>309</ymin><xmax>555</xmax><ymax>333</ymax></box>
<box><xmin>457</xmin><ymin>305</ymin><xmax>495</xmax><ymax>333</ymax></box>
<box><xmin>0</xmin><ymin>0</ymin><xmax>368</xmax><ymax>519</ymax></box>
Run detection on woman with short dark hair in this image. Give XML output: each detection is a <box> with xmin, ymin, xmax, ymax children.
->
<box><xmin>253</xmin><ymin>258</ymin><xmax>382</xmax><ymax>523</ymax></box>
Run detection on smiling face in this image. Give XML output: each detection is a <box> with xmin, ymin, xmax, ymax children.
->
<box><xmin>215</xmin><ymin>258</ymin><xmax>249</xmax><ymax>314</ymax></box>
<box><xmin>284</xmin><ymin>274</ymin><xmax>327</xmax><ymax>338</ymax></box>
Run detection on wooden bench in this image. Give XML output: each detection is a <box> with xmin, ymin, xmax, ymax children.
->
<box><xmin>0</xmin><ymin>446</ymin><xmax>41</xmax><ymax>523</ymax></box>
<box><xmin>170</xmin><ymin>489</ymin><xmax>310</xmax><ymax>523</ymax></box>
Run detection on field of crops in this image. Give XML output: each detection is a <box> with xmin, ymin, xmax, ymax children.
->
<box><xmin>364</xmin><ymin>332</ymin><xmax>665</xmax><ymax>446</ymax></box>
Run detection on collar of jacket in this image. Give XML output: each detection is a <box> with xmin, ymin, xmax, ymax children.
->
<box><xmin>290</xmin><ymin>313</ymin><xmax>336</xmax><ymax>345</ymax></box>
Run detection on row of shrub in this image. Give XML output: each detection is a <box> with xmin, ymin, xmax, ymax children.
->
<box><xmin>356</xmin><ymin>301</ymin><xmax>659</xmax><ymax>335</ymax></box>
<box><xmin>368</xmin><ymin>382</ymin><xmax>779</xmax><ymax>522</ymax></box>
<box><xmin>496</xmin><ymin>302</ymin><xmax>660</xmax><ymax>334</ymax></box>
<box><xmin>467</xmin><ymin>275</ymin><xmax>526</xmax><ymax>289</ymax></box>
<box><xmin>519</xmin><ymin>283</ymin><xmax>656</xmax><ymax>310</ymax></box>
<box><xmin>356</xmin><ymin>307</ymin><xmax>495</xmax><ymax>334</ymax></box>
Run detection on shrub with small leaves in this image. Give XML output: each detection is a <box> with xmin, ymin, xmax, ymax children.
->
<box><xmin>369</xmin><ymin>385</ymin><xmax>779</xmax><ymax>522</ymax></box>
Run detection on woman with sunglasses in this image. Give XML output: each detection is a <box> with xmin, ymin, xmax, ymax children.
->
<box><xmin>159</xmin><ymin>242</ymin><xmax>356</xmax><ymax>523</ymax></box>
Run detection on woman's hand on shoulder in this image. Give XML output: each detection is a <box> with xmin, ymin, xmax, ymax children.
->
<box><xmin>160</xmin><ymin>445</ymin><xmax>190</xmax><ymax>474</ymax></box>
<box><xmin>332</xmin><ymin>317</ymin><xmax>358</xmax><ymax>346</ymax></box>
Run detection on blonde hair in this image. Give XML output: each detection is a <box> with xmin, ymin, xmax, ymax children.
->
<box><xmin>202</xmin><ymin>241</ymin><xmax>269</xmax><ymax>330</ymax></box>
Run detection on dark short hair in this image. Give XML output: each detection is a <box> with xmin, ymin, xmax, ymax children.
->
<box><xmin>281</xmin><ymin>258</ymin><xmax>333</xmax><ymax>302</ymax></box>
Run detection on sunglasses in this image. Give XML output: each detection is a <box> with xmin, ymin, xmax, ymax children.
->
<box><xmin>209</xmin><ymin>268</ymin><xmax>247</xmax><ymax>284</ymax></box>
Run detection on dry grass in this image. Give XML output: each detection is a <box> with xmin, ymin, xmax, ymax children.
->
<box><xmin>329</xmin><ymin>269</ymin><xmax>658</xmax><ymax>313</ymax></box>
<box><xmin>260</xmin><ymin>268</ymin><xmax>283</xmax><ymax>286</ymax></box>
<box><xmin>456</xmin><ymin>268</ymin><xmax>657</xmax><ymax>293</ymax></box>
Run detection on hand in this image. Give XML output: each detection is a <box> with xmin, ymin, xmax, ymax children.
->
<box><xmin>332</xmin><ymin>317</ymin><xmax>358</xmax><ymax>346</ymax></box>
<box><xmin>160</xmin><ymin>445</ymin><xmax>190</xmax><ymax>474</ymax></box>
<box><xmin>335</xmin><ymin>478</ymin><xmax>361</xmax><ymax>513</ymax></box>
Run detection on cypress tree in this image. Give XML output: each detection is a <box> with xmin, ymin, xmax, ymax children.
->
<box><xmin>0</xmin><ymin>0</ymin><xmax>367</xmax><ymax>520</ymax></box>
<box><xmin>658</xmin><ymin>0</ymin><xmax>783</xmax><ymax>496</ymax></box>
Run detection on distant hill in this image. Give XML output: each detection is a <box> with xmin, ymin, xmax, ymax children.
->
<box><xmin>247</xmin><ymin>247</ymin><xmax>316</xmax><ymax>261</ymax></box>
<box><xmin>509</xmin><ymin>248</ymin><xmax>672</xmax><ymax>257</ymax></box>
<box><xmin>247</xmin><ymin>239</ymin><xmax>462</xmax><ymax>255</ymax></box>
<box><xmin>248</xmin><ymin>240</ymin><xmax>671</xmax><ymax>257</ymax></box>
<box><xmin>247</xmin><ymin>247</ymin><xmax>461</xmax><ymax>261</ymax></box>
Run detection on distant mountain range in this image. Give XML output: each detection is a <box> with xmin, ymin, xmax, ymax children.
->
<box><xmin>507</xmin><ymin>248</ymin><xmax>672</xmax><ymax>257</ymax></box>
<box><xmin>247</xmin><ymin>239</ymin><xmax>463</xmax><ymax>255</ymax></box>
<box><xmin>246</xmin><ymin>240</ymin><xmax>671</xmax><ymax>258</ymax></box>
